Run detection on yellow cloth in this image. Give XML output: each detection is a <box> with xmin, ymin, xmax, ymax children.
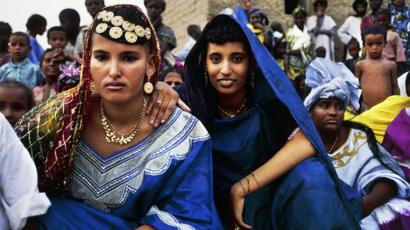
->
<box><xmin>247</xmin><ymin>24</ymin><xmax>264</xmax><ymax>43</ymax></box>
<box><xmin>344</xmin><ymin>96</ymin><xmax>410</xmax><ymax>143</ymax></box>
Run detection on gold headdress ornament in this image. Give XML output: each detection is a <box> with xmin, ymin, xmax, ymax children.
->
<box><xmin>292</xmin><ymin>5</ymin><xmax>306</xmax><ymax>17</ymax></box>
<box><xmin>95</xmin><ymin>10</ymin><xmax>152</xmax><ymax>44</ymax></box>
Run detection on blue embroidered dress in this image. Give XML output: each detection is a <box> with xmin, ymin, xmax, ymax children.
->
<box><xmin>39</xmin><ymin>108</ymin><xmax>222</xmax><ymax>229</ymax></box>
<box><xmin>180</xmin><ymin>15</ymin><xmax>362</xmax><ymax>229</ymax></box>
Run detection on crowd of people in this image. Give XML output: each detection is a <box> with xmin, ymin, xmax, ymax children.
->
<box><xmin>0</xmin><ymin>0</ymin><xmax>410</xmax><ymax>229</ymax></box>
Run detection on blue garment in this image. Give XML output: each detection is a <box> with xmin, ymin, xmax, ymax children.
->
<box><xmin>28</xmin><ymin>36</ymin><xmax>44</xmax><ymax>65</ymax></box>
<box><xmin>389</xmin><ymin>2</ymin><xmax>410</xmax><ymax>64</ymax></box>
<box><xmin>38</xmin><ymin>109</ymin><xmax>222</xmax><ymax>229</ymax></box>
<box><xmin>180</xmin><ymin>15</ymin><xmax>362</xmax><ymax>229</ymax></box>
<box><xmin>0</xmin><ymin>58</ymin><xmax>43</xmax><ymax>89</ymax></box>
<box><xmin>233</xmin><ymin>7</ymin><xmax>249</xmax><ymax>26</ymax></box>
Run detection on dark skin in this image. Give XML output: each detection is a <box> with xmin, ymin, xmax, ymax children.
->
<box><xmin>310</xmin><ymin>98</ymin><xmax>398</xmax><ymax>218</ymax></box>
<box><xmin>288</xmin><ymin>13</ymin><xmax>307</xmax><ymax>57</ymax></box>
<box><xmin>314</xmin><ymin>4</ymin><xmax>332</xmax><ymax>37</ymax></box>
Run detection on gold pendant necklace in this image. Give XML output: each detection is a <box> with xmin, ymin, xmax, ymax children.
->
<box><xmin>100</xmin><ymin>97</ymin><xmax>147</xmax><ymax>145</ymax></box>
<box><xmin>217</xmin><ymin>98</ymin><xmax>247</xmax><ymax>118</ymax></box>
<box><xmin>328</xmin><ymin>135</ymin><xmax>340</xmax><ymax>153</ymax></box>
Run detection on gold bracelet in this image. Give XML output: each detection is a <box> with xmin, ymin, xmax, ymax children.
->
<box><xmin>250</xmin><ymin>172</ymin><xmax>261</xmax><ymax>189</ymax></box>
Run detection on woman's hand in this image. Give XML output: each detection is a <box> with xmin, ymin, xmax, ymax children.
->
<box><xmin>230</xmin><ymin>182</ymin><xmax>252</xmax><ymax>230</ymax></box>
<box><xmin>147</xmin><ymin>82</ymin><xmax>191</xmax><ymax>127</ymax></box>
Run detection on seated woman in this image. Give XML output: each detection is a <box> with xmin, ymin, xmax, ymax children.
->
<box><xmin>231</xmin><ymin>57</ymin><xmax>410</xmax><ymax>229</ymax></box>
<box><xmin>16</xmin><ymin>5</ymin><xmax>221</xmax><ymax>229</ymax></box>
<box><xmin>180</xmin><ymin>15</ymin><xmax>362</xmax><ymax>229</ymax></box>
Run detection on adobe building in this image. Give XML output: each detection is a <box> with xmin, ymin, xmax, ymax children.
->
<box><xmin>163</xmin><ymin>0</ymin><xmax>410</xmax><ymax>61</ymax></box>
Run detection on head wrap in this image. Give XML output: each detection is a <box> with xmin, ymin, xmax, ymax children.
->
<box><xmin>397</xmin><ymin>71</ymin><xmax>409</xmax><ymax>97</ymax></box>
<box><xmin>292</xmin><ymin>5</ymin><xmax>307</xmax><ymax>17</ymax></box>
<box><xmin>303</xmin><ymin>58</ymin><xmax>361</xmax><ymax>112</ymax></box>
<box><xmin>15</xmin><ymin>4</ymin><xmax>160</xmax><ymax>195</ymax></box>
<box><xmin>180</xmin><ymin>15</ymin><xmax>360</xmax><ymax>226</ymax></box>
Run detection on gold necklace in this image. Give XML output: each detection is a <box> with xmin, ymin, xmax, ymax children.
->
<box><xmin>100</xmin><ymin>97</ymin><xmax>147</xmax><ymax>145</ymax></box>
<box><xmin>217</xmin><ymin>98</ymin><xmax>247</xmax><ymax>118</ymax></box>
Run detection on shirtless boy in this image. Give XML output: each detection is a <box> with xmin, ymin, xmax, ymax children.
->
<box><xmin>356</xmin><ymin>24</ymin><xmax>399</xmax><ymax>111</ymax></box>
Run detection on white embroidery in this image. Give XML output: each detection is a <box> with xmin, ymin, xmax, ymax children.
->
<box><xmin>69</xmin><ymin>109</ymin><xmax>210</xmax><ymax>211</ymax></box>
<box><xmin>147</xmin><ymin>206</ymin><xmax>195</xmax><ymax>230</ymax></box>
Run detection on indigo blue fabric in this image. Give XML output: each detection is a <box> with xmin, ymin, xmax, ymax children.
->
<box><xmin>180</xmin><ymin>14</ymin><xmax>362</xmax><ymax>229</ymax></box>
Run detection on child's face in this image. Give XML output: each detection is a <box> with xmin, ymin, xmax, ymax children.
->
<box><xmin>8</xmin><ymin>35</ymin><xmax>30</xmax><ymax>62</ymax></box>
<box><xmin>365</xmin><ymin>34</ymin><xmax>385</xmax><ymax>59</ymax></box>
<box><xmin>355</xmin><ymin>4</ymin><xmax>367</xmax><ymax>16</ymax></box>
<box><xmin>41</xmin><ymin>51</ymin><xmax>61</xmax><ymax>78</ymax></box>
<box><xmin>48</xmin><ymin>31</ymin><xmax>67</xmax><ymax>49</ymax></box>
<box><xmin>375</xmin><ymin>14</ymin><xmax>388</xmax><ymax>27</ymax></box>
<box><xmin>314</xmin><ymin>4</ymin><xmax>327</xmax><ymax>16</ymax></box>
<box><xmin>0</xmin><ymin>86</ymin><xmax>30</xmax><ymax>127</ymax></box>
<box><xmin>347</xmin><ymin>43</ymin><xmax>359</xmax><ymax>58</ymax></box>
<box><xmin>294</xmin><ymin>13</ymin><xmax>306</xmax><ymax>29</ymax></box>
<box><xmin>249</xmin><ymin>13</ymin><xmax>261</xmax><ymax>26</ymax></box>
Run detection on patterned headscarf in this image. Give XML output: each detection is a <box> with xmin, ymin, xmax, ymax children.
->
<box><xmin>304</xmin><ymin>58</ymin><xmax>361</xmax><ymax>112</ymax></box>
<box><xmin>16</xmin><ymin>4</ymin><xmax>160</xmax><ymax>195</ymax></box>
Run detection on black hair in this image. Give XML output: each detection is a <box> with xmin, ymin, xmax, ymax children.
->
<box><xmin>353</xmin><ymin>0</ymin><xmax>368</xmax><ymax>11</ymax></box>
<box><xmin>248</xmin><ymin>8</ymin><xmax>269</xmax><ymax>26</ymax></box>
<box><xmin>25</xmin><ymin>14</ymin><xmax>47</xmax><ymax>32</ymax></box>
<box><xmin>39</xmin><ymin>48</ymin><xmax>56</xmax><ymax>67</ymax></box>
<box><xmin>144</xmin><ymin>0</ymin><xmax>166</xmax><ymax>11</ymax></box>
<box><xmin>347</xmin><ymin>37</ymin><xmax>361</xmax><ymax>49</ymax></box>
<box><xmin>187</xmin><ymin>24</ymin><xmax>201</xmax><ymax>40</ymax></box>
<box><xmin>0</xmin><ymin>79</ymin><xmax>34</xmax><ymax>109</ymax></box>
<box><xmin>363</xmin><ymin>24</ymin><xmax>387</xmax><ymax>42</ymax></box>
<box><xmin>59</xmin><ymin>8</ymin><xmax>81</xmax><ymax>25</ymax></box>
<box><xmin>293</xmin><ymin>8</ymin><xmax>308</xmax><ymax>18</ymax></box>
<box><xmin>159</xmin><ymin>66</ymin><xmax>184</xmax><ymax>81</ymax></box>
<box><xmin>0</xmin><ymin>21</ymin><xmax>12</xmax><ymax>36</ymax></box>
<box><xmin>47</xmin><ymin>26</ymin><xmax>66</xmax><ymax>39</ymax></box>
<box><xmin>205</xmin><ymin>20</ymin><xmax>248</xmax><ymax>45</ymax></box>
<box><xmin>376</xmin><ymin>8</ymin><xmax>392</xmax><ymax>26</ymax></box>
<box><xmin>313</xmin><ymin>0</ymin><xmax>328</xmax><ymax>9</ymax></box>
<box><xmin>10</xmin><ymin>32</ymin><xmax>30</xmax><ymax>46</ymax></box>
<box><xmin>86</xmin><ymin>0</ymin><xmax>105</xmax><ymax>4</ymax></box>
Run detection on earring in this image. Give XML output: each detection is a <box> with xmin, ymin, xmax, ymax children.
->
<box><xmin>144</xmin><ymin>82</ymin><xmax>154</xmax><ymax>94</ymax></box>
<box><xmin>143</xmin><ymin>74</ymin><xmax>154</xmax><ymax>94</ymax></box>
<box><xmin>251</xmin><ymin>71</ymin><xmax>255</xmax><ymax>88</ymax></box>
<box><xmin>204</xmin><ymin>70</ymin><xmax>208</xmax><ymax>86</ymax></box>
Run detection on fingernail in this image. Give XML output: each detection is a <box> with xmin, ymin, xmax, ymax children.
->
<box><xmin>161</xmin><ymin>120</ymin><xmax>165</xmax><ymax>123</ymax></box>
<box><xmin>154</xmin><ymin>123</ymin><xmax>159</xmax><ymax>127</ymax></box>
<box><xmin>150</xmin><ymin>120</ymin><xmax>154</xmax><ymax>124</ymax></box>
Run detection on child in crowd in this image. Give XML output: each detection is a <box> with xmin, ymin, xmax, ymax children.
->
<box><xmin>47</xmin><ymin>26</ymin><xmax>67</xmax><ymax>50</ymax></box>
<box><xmin>25</xmin><ymin>14</ymin><xmax>47</xmax><ymax>65</ymax></box>
<box><xmin>0</xmin><ymin>80</ymin><xmax>34</xmax><ymax>127</ymax></box>
<box><xmin>344</xmin><ymin>38</ymin><xmax>361</xmax><ymax>75</ymax></box>
<box><xmin>0</xmin><ymin>32</ymin><xmax>43</xmax><ymax>89</ymax></box>
<box><xmin>356</xmin><ymin>24</ymin><xmax>399</xmax><ymax>111</ymax></box>
<box><xmin>247</xmin><ymin>7</ymin><xmax>273</xmax><ymax>50</ymax></box>
<box><xmin>58</xmin><ymin>8</ymin><xmax>81</xmax><ymax>56</ymax></box>
<box><xmin>0</xmin><ymin>21</ymin><xmax>12</xmax><ymax>66</ymax></box>
<box><xmin>375</xmin><ymin>8</ymin><xmax>407</xmax><ymax>76</ymax></box>
<box><xmin>33</xmin><ymin>48</ymin><xmax>60</xmax><ymax>105</ymax></box>
<box><xmin>33</xmin><ymin>48</ymin><xmax>80</xmax><ymax>105</ymax></box>
<box><xmin>160</xmin><ymin>67</ymin><xmax>184</xmax><ymax>89</ymax></box>
<box><xmin>307</xmin><ymin>0</ymin><xmax>337</xmax><ymax>61</ymax></box>
<box><xmin>270</xmin><ymin>21</ymin><xmax>287</xmax><ymax>71</ymax></box>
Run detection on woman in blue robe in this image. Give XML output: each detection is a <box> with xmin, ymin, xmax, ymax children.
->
<box><xmin>180</xmin><ymin>14</ymin><xmax>362</xmax><ymax>229</ymax></box>
<box><xmin>16</xmin><ymin>5</ymin><xmax>221</xmax><ymax>229</ymax></box>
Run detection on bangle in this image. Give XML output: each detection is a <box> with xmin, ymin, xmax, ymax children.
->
<box><xmin>239</xmin><ymin>180</ymin><xmax>247</xmax><ymax>196</ymax></box>
<box><xmin>250</xmin><ymin>172</ymin><xmax>261</xmax><ymax>189</ymax></box>
<box><xmin>245</xmin><ymin>176</ymin><xmax>251</xmax><ymax>193</ymax></box>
